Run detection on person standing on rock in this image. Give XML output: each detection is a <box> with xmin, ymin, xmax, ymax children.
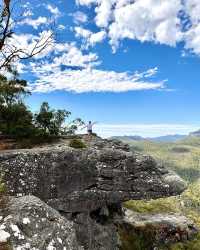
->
<box><xmin>83</xmin><ymin>121</ymin><xmax>97</xmax><ymax>135</ymax></box>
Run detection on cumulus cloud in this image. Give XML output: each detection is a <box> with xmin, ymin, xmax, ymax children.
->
<box><xmin>9</xmin><ymin>32</ymin><xmax>164</xmax><ymax>94</ymax></box>
<box><xmin>9</xmin><ymin>1</ymin><xmax>169</xmax><ymax>95</ymax></box>
<box><xmin>12</xmin><ymin>33</ymin><xmax>165</xmax><ymax>94</ymax></box>
<box><xmin>75</xmin><ymin>0</ymin><xmax>200</xmax><ymax>55</ymax></box>
<box><xmin>183</xmin><ymin>0</ymin><xmax>200</xmax><ymax>55</ymax></box>
<box><xmin>75</xmin><ymin>27</ymin><xmax>106</xmax><ymax>47</ymax></box>
<box><xmin>28</xmin><ymin>43</ymin><xmax>165</xmax><ymax>93</ymax></box>
<box><xmin>19</xmin><ymin>16</ymin><xmax>48</xmax><ymax>29</ymax></box>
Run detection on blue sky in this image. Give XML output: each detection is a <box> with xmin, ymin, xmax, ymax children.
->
<box><xmin>7</xmin><ymin>0</ymin><xmax>200</xmax><ymax>137</ymax></box>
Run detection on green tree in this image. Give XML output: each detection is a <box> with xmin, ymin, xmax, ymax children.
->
<box><xmin>0</xmin><ymin>102</ymin><xmax>34</xmax><ymax>137</ymax></box>
<box><xmin>65</xmin><ymin>118</ymin><xmax>85</xmax><ymax>135</ymax></box>
<box><xmin>49</xmin><ymin>109</ymin><xmax>71</xmax><ymax>135</ymax></box>
<box><xmin>35</xmin><ymin>102</ymin><xmax>54</xmax><ymax>133</ymax></box>
<box><xmin>0</xmin><ymin>72</ymin><xmax>30</xmax><ymax>107</ymax></box>
<box><xmin>35</xmin><ymin>102</ymin><xmax>71</xmax><ymax>136</ymax></box>
<box><xmin>0</xmin><ymin>73</ymin><xmax>33</xmax><ymax>137</ymax></box>
<box><xmin>0</xmin><ymin>74</ymin><xmax>84</xmax><ymax>141</ymax></box>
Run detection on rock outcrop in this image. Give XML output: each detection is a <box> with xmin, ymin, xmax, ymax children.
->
<box><xmin>0</xmin><ymin>136</ymin><xmax>187</xmax><ymax>249</ymax></box>
<box><xmin>0</xmin><ymin>195</ymin><xmax>82</xmax><ymax>250</ymax></box>
<box><xmin>119</xmin><ymin>209</ymin><xmax>198</xmax><ymax>250</ymax></box>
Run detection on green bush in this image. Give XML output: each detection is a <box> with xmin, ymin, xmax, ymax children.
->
<box><xmin>69</xmin><ymin>138</ymin><xmax>86</xmax><ymax>149</ymax></box>
<box><xmin>0</xmin><ymin>180</ymin><xmax>5</xmax><ymax>194</ymax></box>
<box><xmin>124</xmin><ymin>197</ymin><xmax>180</xmax><ymax>214</ymax></box>
<box><xmin>0</xmin><ymin>174</ymin><xmax>6</xmax><ymax>194</ymax></box>
<box><xmin>171</xmin><ymin>146</ymin><xmax>190</xmax><ymax>153</ymax></box>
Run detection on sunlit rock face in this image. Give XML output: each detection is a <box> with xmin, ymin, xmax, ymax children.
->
<box><xmin>0</xmin><ymin>136</ymin><xmax>187</xmax><ymax>250</ymax></box>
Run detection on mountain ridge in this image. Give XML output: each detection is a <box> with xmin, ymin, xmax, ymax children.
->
<box><xmin>111</xmin><ymin>134</ymin><xmax>187</xmax><ymax>143</ymax></box>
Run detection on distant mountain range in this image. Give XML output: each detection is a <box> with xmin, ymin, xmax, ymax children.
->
<box><xmin>111</xmin><ymin>128</ymin><xmax>200</xmax><ymax>143</ymax></box>
<box><xmin>111</xmin><ymin>134</ymin><xmax>187</xmax><ymax>143</ymax></box>
<box><xmin>189</xmin><ymin>129</ymin><xmax>200</xmax><ymax>137</ymax></box>
<box><xmin>148</xmin><ymin>134</ymin><xmax>187</xmax><ymax>142</ymax></box>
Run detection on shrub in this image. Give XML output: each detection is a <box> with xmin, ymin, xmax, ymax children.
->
<box><xmin>171</xmin><ymin>147</ymin><xmax>190</xmax><ymax>153</ymax></box>
<box><xmin>0</xmin><ymin>174</ymin><xmax>6</xmax><ymax>194</ymax></box>
<box><xmin>0</xmin><ymin>181</ymin><xmax>5</xmax><ymax>194</ymax></box>
<box><xmin>0</xmin><ymin>173</ymin><xmax>8</xmax><ymax>210</ymax></box>
<box><xmin>124</xmin><ymin>197</ymin><xmax>180</xmax><ymax>214</ymax></box>
<box><xmin>69</xmin><ymin>138</ymin><xmax>86</xmax><ymax>149</ymax></box>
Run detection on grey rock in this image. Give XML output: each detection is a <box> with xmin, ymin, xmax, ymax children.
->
<box><xmin>0</xmin><ymin>195</ymin><xmax>82</xmax><ymax>250</ymax></box>
<box><xmin>0</xmin><ymin>137</ymin><xmax>187</xmax><ymax>250</ymax></box>
<box><xmin>0</xmin><ymin>143</ymin><xmax>186</xmax><ymax>213</ymax></box>
<box><xmin>119</xmin><ymin>209</ymin><xmax>198</xmax><ymax>249</ymax></box>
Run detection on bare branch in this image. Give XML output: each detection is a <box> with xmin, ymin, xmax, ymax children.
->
<box><xmin>0</xmin><ymin>0</ymin><xmax>55</xmax><ymax>72</ymax></box>
<box><xmin>0</xmin><ymin>0</ymin><xmax>11</xmax><ymax>51</ymax></box>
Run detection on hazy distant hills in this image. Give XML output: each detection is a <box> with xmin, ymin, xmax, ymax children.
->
<box><xmin>148</xmin><ymin>134</ymin><xmax>187</xmax><ymax>142</ymax></box>
<box><xmin>111</xmin><ymin>127</ymin><xmax>200</xmax><ymax>143</ymax></box>
<box><xmin>189</xmin><ymin>129</ymin><xmax>200</xmax><ymax>137</ymax></box>
<box><xmin>111</xmin><ymin>134</ymin><xmax>187</xmax><ymax>143</ymax></box>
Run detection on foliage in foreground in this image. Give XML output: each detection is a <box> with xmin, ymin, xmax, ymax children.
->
<box><xmin>69</xmin><ymin>138</ymin><xmax>87</xmax><ymax>149</ymax></box>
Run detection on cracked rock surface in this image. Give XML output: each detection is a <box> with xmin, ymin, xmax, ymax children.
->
<box><xmin>0</xmin><ymin>195</ymin><xmax>82</xmax><ymax>250</ymax></box>
<box><xmin>0</xmin><ymin>136</ymin><xmax>187</xmax><ymax>250</ymax></box>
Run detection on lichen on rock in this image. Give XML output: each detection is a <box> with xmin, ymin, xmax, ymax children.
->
<box><xmin>0</xmin><ymin>136</ymin><xmax>188</xmax><ymax>250</ymax></box>
<box><xmin>0</xmin><ymin>195</ymin><xmax>82</xmax><ymax>250</ymax></box>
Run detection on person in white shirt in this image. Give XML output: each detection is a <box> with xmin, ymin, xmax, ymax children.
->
<box><xmin>85</xmin><ymin>121</ymin><xmax>97</xmax><ymax>135</ymax></box>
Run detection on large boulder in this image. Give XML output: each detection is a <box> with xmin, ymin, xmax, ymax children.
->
<box><xmin>0</xmin><ymin>138</ymin><xmax>186</xmax><ymax>213</ymax></box>
<box><xmin>119</xmin><ymin>209</ymin><xmax>198</xmax><ymax>250</ymax></box>
<box><xmin>0</xmin><ymin>195</ymin><xmax>82</xmax><ymax>250</ymax></box>
<box><xmin>0</xmin><ymin>137</ymin><xmax>187</xmax><ymax>250</ymax></box>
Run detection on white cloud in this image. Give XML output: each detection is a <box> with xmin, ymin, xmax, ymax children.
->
<box><xmin>75</xmin><ymin>0</ymin><xmax>200</xmax><ymax>55</ymax></box>
<box><xmin>19</xmin><ymin>16</ymin><xmax>48</xmax><ymax>29</ymax></box>
<box><xmin>75</xmin><ymin>27</ymin><xmax>106</xmax><ymax>47</ymax></box>
<box><xmin>29</xmin><ymin>52</ymin><xmax>165</xmax><ymax>93</ymax></box>
<box><xmin>184</xmin><ymin>0</ymin><xmax>200</xmax><ymax>25</ymax></box>
<box><xmin>108</xmin><ymin>0</ymin><xmax>182</xmax><ymax>49</ymax></box>
<box><xmin>75</xmin><ymin>27</ymin><xmax>92</xmax><ymax>38</ymax></box>
<box><xmin>89</xmin><ymin>30</ymin><xmax>106</xmax><ymax>45</ymax></box>
<box><xmin>46</xmin><ymin>4</ymin><xmax>61</xmax><ymax>18</ymax></box>
<box><xmin>28</xmin><ymin>42</ymin><xmax>99</xmax><ymax>72</ymax></box>
<box><xmin>95</xmin><ymin>0</ymin><xmax>113</xmax><ymax>27</ymax></box>
<box><xmin>0</xmin><ymin>30</ymin><xmax>54</xmax><ymax>70</ymax></box>
<box><xmin>183</xmin><ymin>0</ymin><xmax>200</xmax><ymax>55</ymax></box>
<box><xmin>14</xmin><ymin>37</ymin><xmax>165</xmax><ymax>94</ymax></box>
<box><xmin>84</xmin><ymin>123</ymin><xmax>200</xmax><ymax>138</ymax></box>
<box><xmin>184</xmin><ymin>24</ymin><xmax>200</xmax><ymax>55</ymax></box>
<box><xmin>76</xmin><ymin>0</ymin><xmax>96</xmax><ymax>5</ymax></box>
<box><xmin>77</xmin><ymin>0</ymin><xmax>182</xmax><ymax>50</ymax></box>
<box><xmin>72</xmin><ymin>11</ymin><xmax>88</xmax><ymax>24</ymax></box>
